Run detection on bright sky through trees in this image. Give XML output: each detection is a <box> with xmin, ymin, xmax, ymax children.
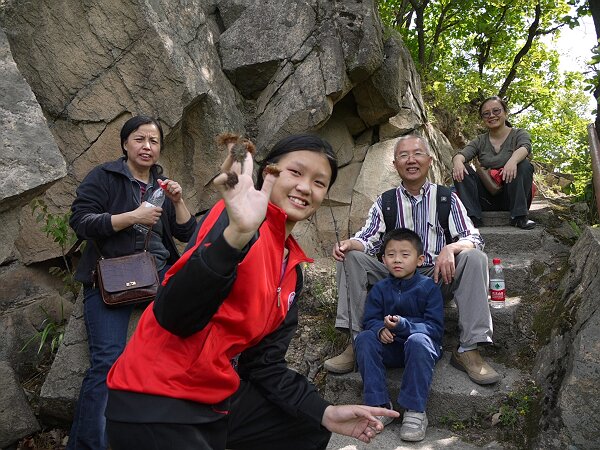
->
<box><xmin>545</xmin><ymin>14</ymin><xmax>596</xmax><ymax>117</ymax></box>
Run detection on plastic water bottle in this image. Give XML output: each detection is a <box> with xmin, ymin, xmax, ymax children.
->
<box><xmin>489</xmin><ymin>258</ymin><xmax>505</xmax><ymax>308</ymax></box>
<box><xmin>142</xmin><ymin>184</ymin><xmax>165</xmax><ymax>208</ymax></box>
<box><xmin>133</xmin><ymin>182</ymin><xmax>166</xmax><ymax>234</ymax></box>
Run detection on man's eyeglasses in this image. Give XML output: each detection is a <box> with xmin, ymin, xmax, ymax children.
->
<box><xmin>481</xmin><ymin>107</ymin><xmax>503</xmax><ymax>119</ymax></box>
<box><xmin>395</xmin><ymin>151</ymin><xmax>429</xmax><ymax>161</ymax></box>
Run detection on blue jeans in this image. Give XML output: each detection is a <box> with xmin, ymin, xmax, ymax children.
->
<box><xmin>355</xmin><ymin>330</ymin><xmax>442</xmax><ymax>412</ymax></box>
<box><xmin>67</xmin><ymin>268</ymin><xmax>167</xmax><ymax>450</ymax></box>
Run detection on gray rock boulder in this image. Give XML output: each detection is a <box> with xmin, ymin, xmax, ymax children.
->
<box><xmin>0</xmin><ymin>361</ymin><xmax>40</xmax><ymax>448</ymax></box>
<box><xmin>0</xmin><ymin>264</ymin><xmax>73</xmax><ymax>378</ymax></box>
<box><xmin>219</xmin><ymin>0</ymin><xmax>316</xmax><ymax>98</ymax></box>
<box><xmin>0</xmin><ymin>208</ymin><xmax>20</xmax><ymax>265</ymax></box>
<box><xmin>353</xmin><ymin>34</ymin><xmax>425</xmax><ymax>128</ymax></box>
<box><xmin>330</xmin><ymin>0</ymin><xmax>384</xmax><ymax>84</ymax></box>
<box><xmin>39</xmin><ymin>292</ymin><xmax>142</xmax><ymax>424</ymax></box>
<box><xmin>0</xmin><ymin>27</ymin><xmax>66</xmax><ymax>214</ymax></box>
<box><xmin>2</xmin><ymin>0</ymin><xmax>245</xmax><ymax>244</ymax></box>
<box><xmin>533</xmin><ymin>227</ymin><xmax>600</xmax><ymax>449</ymax></box>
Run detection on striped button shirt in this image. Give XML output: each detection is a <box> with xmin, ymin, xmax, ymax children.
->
<box><xmin>351</xmin><ymin>181</ymin><xmax>485</xmax><ymax>267</ymax></box>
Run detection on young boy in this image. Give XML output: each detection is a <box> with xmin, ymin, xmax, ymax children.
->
<box><xmin>354</xmin><ymin>228</ymin><xmax>444</xmax><ymax>442</ymax></box>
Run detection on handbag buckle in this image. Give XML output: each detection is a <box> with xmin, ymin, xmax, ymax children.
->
<box><xmin>126</xmin><ymin>281</ymin><xmax>137</xmax><ymax>287</ymax></box>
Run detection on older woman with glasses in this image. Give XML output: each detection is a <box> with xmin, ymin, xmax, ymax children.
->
<box><xmin>451</xmin><ymin>96</ymin><xmax>536</xmax><ymax>229</ymax></box>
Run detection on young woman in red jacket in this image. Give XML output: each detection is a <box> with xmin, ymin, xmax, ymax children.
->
<box><xmin>105</xmin><ymin>134</ymin><xmax>398</xmax><ymax>449</ymax></box>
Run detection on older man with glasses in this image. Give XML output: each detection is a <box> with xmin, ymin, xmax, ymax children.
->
<box><xmin>324</xmin><ymin>134</ymin><xmax>500</xmax><ymax>388</ymax></box>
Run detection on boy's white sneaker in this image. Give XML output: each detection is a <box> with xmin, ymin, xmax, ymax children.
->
<box><xmin>373</xmin><ymin>402</ymin><xmax>395</xmax><ymax>432</ymax></box>
<box><xmin>400</xmin><ymin>410</ymin><xmax>427</xmax><ymax>442</ymax></box>
<box><xmin>374</xmin><ymin>413</ymin><xmax>395</xmax><ymax>429</ymax></box>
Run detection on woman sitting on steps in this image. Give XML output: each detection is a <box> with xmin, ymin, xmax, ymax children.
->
<box><xmin>452</xmin><ymin>96</ymin><xmax>536</xmax><ymax>230</ymax></box>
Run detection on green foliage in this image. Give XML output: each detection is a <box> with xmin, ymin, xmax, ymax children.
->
<box><xmin>511</xmin><ymin>71</ymin><xmax>592</xmax><ymax>197</ymax></box>
<box><xmin>379</xmin><ymin>0</ymin><xmax>584</xmax><ymax>107</ymax></box>
<box><xmin>377</xmin><ymin>0</ymin><xmax>593</xmax><ymax>199</ymax></box>
<box><xmin>493</xmin><ymin>381</ymin><xmax>542</xmax><ymax>447</ymax></box>
<box><xmin>30</xmin><ymin>198</ymin><xmax>81</xmax><ymax>298</ymax></box>
<box><xmin>31</xmin><ymin>198</ymin><xmax>76</xmax><ymax>253</ymax></box>
<box><xmin>20</xmin><ymin>304</ymin><xmax>66</xmax><ymax>355</ymax></box>
<box><xmin>439</xmin><ymin>412</ymin><xmax>468</xmax><ymax>431</ymax></box>
<box><xmin>584</xmin><ymin>42</ymin><xmax>600</xmax><ymax>96</ymax></box>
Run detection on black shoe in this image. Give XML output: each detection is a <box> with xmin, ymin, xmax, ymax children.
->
<box><xmin>510</xmin><ymin>216</ymin><xmax>536</xmax><ymax>230</ymax></box>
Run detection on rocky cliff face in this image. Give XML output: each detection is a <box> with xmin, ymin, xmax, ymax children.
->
<box><xmin>532</xmin><ymin>227</ymin><xmax>600</xmax><ymax>449</ymax></box>
<box><xmin>0</xmin><ymin>0</ymin><xmax>454</xmax><ymax>262</ymax></box>
<box><xmin>0</xmin><ymin>0</ymin><xmax>456</xmax><ymax>445</ymax></box>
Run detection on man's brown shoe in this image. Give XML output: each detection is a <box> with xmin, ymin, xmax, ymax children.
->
<box><xmin>323</xmin><ymin>344</ymin><xmax>354</xmax><ymax>374</ymax></box>
<box><xmin>450</xmin><ymin>349</ymin><xmax>500</xmax><ymax>385</ymax></box>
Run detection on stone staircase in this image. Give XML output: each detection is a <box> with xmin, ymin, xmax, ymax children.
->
<box><xmin>325</xmin><ymin>199</ymin><xmax>567</xmax><ymax>449</ymax></box>
<box><xmin>35</xmin><ymin>198</ymin><xmax>570</xmax><ymax>449</ymax></box>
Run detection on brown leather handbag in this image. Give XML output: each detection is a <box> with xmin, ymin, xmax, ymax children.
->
<box><xmin>94</xmin><ymin>233</ymin><xmax>159</xmax><ymax>307</ymax></box>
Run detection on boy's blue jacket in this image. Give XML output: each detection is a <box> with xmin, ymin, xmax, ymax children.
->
<box><xmin>362</xmin><ymin>272</ymin><xmax>444</xmax><ymax>345</ymax></box>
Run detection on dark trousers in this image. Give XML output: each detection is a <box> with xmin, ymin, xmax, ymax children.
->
<box><xmin>106</xmin><ymin>381</ymin><xmax>332</xmax><ymax>450</ymax></box>
<box><xmin>68</xmin><ymin>267</ymin><xmax>169</xmax><ymax>450</ymax></box>
<box><xmin>454</xmin><ymin>159</ymin><xmax>534</xmax><ymax>220</ymax></box>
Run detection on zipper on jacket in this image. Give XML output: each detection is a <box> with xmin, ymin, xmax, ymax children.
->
<box><xmin>277</xmin><ymin>287</ymin><xmax>281</xmax><ymax>307</ymax></box>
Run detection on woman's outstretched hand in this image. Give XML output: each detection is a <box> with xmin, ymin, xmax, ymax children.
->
<box><xmin>213</xmin><ymin>146</ymin><xmax>277</xmax><ymax>250</ymax></box>
<box><xmin>321</xmin><ymin>405</ymin><xmax>399</xmax><ymax>443</ymax></box>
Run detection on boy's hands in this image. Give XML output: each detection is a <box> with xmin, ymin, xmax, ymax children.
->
<box><xmin>378</xmin><ymin>328</ymin><xmax>394</xmax><ymax>344</ymax></box>
<box><xmin>384</xmin><ymin>315</ymin><xmax>400</xmax><ymax>329</ymax></box>
<box><xmin>379</xmin><ymin>315</ymin><xmax>400</xmax><ymax>344</ymax></box>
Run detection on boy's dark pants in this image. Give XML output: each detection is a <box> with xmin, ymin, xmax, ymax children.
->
<box><xmin>355</xmin><ymin>330</ymin><xmax>441</xmax><ymax>412</ymax></box>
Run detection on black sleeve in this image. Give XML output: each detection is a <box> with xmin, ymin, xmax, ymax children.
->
<box><xmin>171</xmin><ymin>214</ymin><xmax>197</xmax><ymax>242</ymax></box>
<box><xmin>236</xmin><ymin>268</ymin><xmax>331</xmax><ymax>428</ymax></box>
<box><xmin>153</xmin><ymin>208</ymin><xmax>255</xmax><ymax>338</ymax></box>
<box><xmin>70</xmin><ymin>166</ymin><xmax>115</xmax><ymax>240</ymax></box>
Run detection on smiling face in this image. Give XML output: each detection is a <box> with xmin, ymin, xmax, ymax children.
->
<box><xmin>393</xmin><ymin>137</ymin><xmax>433</xmax><ymax>190</ymax></box>
<box><xmin>382</xmin><ymin>238</ymin><xmax>424</xmax><ymax>279</ymax></box>
<box><xmin>123</xmin><ymin>123</ymin><xmax>161</xmax><ymax>175</ymax></box>
<box><xmin>267</xmin><ymin>150</ymin><xmax>332</xmax><ymax>231</ymax></box>
<box><xmin>480</xmin><ymin>99</ymin><xmax>507</xmax><ymax>130</ymax></box>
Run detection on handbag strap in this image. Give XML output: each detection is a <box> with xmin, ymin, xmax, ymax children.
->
<box><xmin>66</xmin><ymin>238</ymin><xmax>84</xmax><ymax>257</ymax></box>
<box><xmin>93</xmin><ymin>229</ymin><xmax>152</xmax><ymax>259</ymax></box>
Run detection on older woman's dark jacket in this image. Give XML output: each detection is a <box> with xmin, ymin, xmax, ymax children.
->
<box><xmin>70</xmin><ymin>157</ymin><xmax>196</xmax><ymax>284</ymax></box>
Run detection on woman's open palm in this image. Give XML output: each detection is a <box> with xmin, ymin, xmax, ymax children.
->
<box><xmin>213</xmin><ymin>149</ymin><xmax>276</xmax><ymax>247</ymax></box>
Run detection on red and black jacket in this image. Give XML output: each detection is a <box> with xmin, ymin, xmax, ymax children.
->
<box><xmin>106</xmin><ymin>201</ymin><xmax>330</xmax><ymax>427</ymax></box>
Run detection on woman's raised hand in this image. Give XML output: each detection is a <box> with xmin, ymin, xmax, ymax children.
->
<box><xmin>160</xmin><ymin>179</ymin><xmax>184</xmax><ymax>204</ymax></box>
<box><xmin>213</xmin><ymin>144</ymin><xmax>277</xmax><ymax>250</ymax></box>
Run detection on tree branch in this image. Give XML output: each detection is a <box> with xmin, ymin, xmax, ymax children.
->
<box><xmin>498</xmin><ymin>2</ymin><xmax>542</xmax><ymax>98</ymax></box>
<box><xmin>511</xmin><ymin>100</ymin><xmax>535</xmax><ymax>116</ymax></box>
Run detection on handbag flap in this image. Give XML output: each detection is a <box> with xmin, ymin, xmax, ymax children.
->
<box><xmin>97</xmin><ymin>252</ymin><xmax>158</xmax><ymax>294</ymax></box>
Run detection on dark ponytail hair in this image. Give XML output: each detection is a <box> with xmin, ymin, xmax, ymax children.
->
<box><xmin>256</xmin><ymin>134</ymin><xmax>338</xmax><ymax>190</ymax></box>
<box><xmin>479</xmin><ymin>96</ymin><xmax>512</xmax><ymax>127</ymax></box>
<box><xmin>120</xmin><ymin>115</ymin><xmax>164</xmax><ymax>158</ymax></box>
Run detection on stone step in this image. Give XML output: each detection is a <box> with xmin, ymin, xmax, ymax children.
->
<box><xmin>327</xmin><ymin>424</ymin><xmax>504</xmax><ymax>449</ymax></box>
<box><xmin>324</xmin><ymin>352</ymin><xmax>525</xmax><ymax>427</ymax></box>
<box><xmin>485</xmin><ymin>254</ymin><xmax>548</xmax><ymax>296</ymax></box>
<box><xmin>479</xmin><ymin>226</ymin><xmax>544</xmax><ymax>255</ymax></box>
<box><xmin>479</xmin><ymin>198</ymin><xmax>552</xmax><ymax>227</ymax></box>
<box><xmin>443</xmin><ymin>297</ymin><xmax>529</xmax><ymax>355</ymax></box>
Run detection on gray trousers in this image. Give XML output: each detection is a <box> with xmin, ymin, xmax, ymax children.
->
<box><xmin>334</xmin><ymin>249</ymin><xmax>493</xmax><ymax>347</ymax></box>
